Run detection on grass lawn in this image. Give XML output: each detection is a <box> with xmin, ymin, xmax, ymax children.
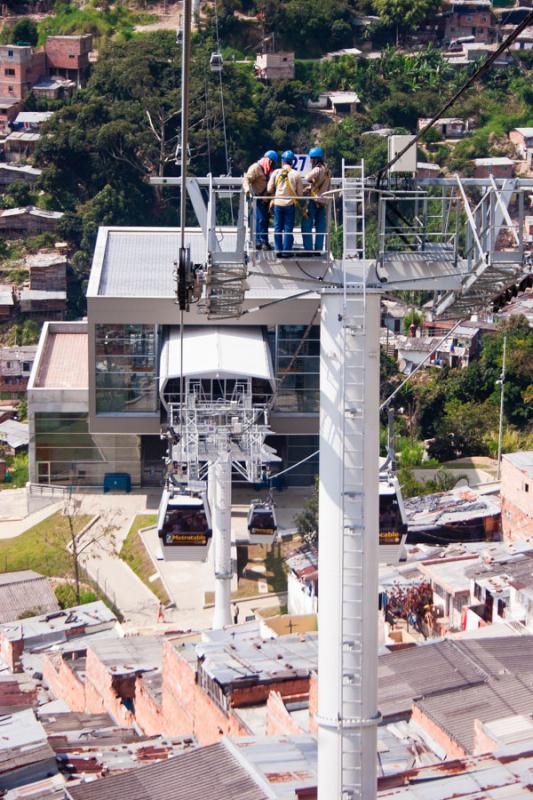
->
<box><xmin>0</xmin><ymin>511</ymin><xmax>93</xmax><ymax>575</ymax></box>
<box><xmin>120</xmin><ymin>514</ymin><xmax>170</xmax><ymax>606</ymax></box>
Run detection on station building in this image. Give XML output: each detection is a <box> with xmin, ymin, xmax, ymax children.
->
<box><xmin>28</xmin><ymin>227</ymin><xmax>321</xmax><ymax>489</ymax></box>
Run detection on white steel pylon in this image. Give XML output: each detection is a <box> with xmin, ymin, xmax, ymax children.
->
<box><xmin>317</xmin><ymin>162</ymin><xmax>380</xmax><ymax>800</ymax></box>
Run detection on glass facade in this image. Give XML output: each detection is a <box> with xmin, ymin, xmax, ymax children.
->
<box><xmin>35</xmin><ymin>413</ymin><xmax>140</xmax><ymax>485</ymax></box>
<box><xmin>270</xmin><ymin>325</ymin><xmax>320</xmax><ymax>414</ymax></box>
<box><xmin>95</xmin><ymin>324</ymin><xmax>158</xmax><ymax>414</ymax></box>
<box><xmin>266</xmin><ymin>434</ymin><xmax>319</xmax><ymax>487</ymax></box>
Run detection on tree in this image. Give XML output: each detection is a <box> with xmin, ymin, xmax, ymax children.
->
<box><xmin>11</xmin><ymin>18</ymin><xmax>39</xmax><ymax>46</ymax></box>
<box><xmin>54</xmin><ymin>495</ymin><xmax>118</xmax><ymax>604</ymax></box>
<box><xmin>373</xmin><ymin>0</ymin><xmax>442</xmax><ymax>40</ymax></box>
<box><xmin>295</xmin><ymin>476</ymin><xmax>318</xmax><ymax>545</ymax></box>
<box><xmin>403</xmin><ymin>309</ymin><xmax>423</xmax><ymax>334</ymax></box>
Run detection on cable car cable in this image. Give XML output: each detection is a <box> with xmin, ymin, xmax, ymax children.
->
<box><xmin>373</xmin><ymin>9</ymin><xmax>533</xmax><ymax>185</ymax></box>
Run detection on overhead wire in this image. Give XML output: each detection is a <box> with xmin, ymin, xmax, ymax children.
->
<box><xmin>374</xmin><ymin>8</ymin><xmax>533</xmax><ymax>184</ymax></box>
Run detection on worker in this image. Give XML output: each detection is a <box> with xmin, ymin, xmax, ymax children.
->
<box><xmin>302</xmin><ymin>146</ymin><xmax>331</xmax><ymax>254</ymax></box>
<box><xmin>243</xmin><ymin>150</ymin><xmax>278</xmax><ymax>251</ymax></box>
<box><xmin>267</xmin><ymin>149</ymin><xmax>304</xmax><ymax>258</ymax></box>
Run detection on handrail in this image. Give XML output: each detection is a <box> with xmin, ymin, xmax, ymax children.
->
<box><xmin>455</xmin><ymin>174</ymin><xmax>487</xmax><ymax>265</ymax></box>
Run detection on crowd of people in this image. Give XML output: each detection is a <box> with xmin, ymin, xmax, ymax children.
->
<box><xmin>243</xmin><ymin>147</ymin><xmax>331</xmax><ymax>258</ymax></box>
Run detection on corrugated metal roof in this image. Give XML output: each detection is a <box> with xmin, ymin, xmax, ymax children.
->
<box><xmin>196</xmin><ymin>632</ymin><xmax>318</xmax><ymax>688</ymax></box>
<box><xmin>227</xmin><ymin>735</ymin><xmax>316</xmax><ymax>797</ymax></box>
<box><xmin>415</xmin><ymin>674</ymin><xmax>533</xmax><ymax>754</ymax></box>
<box><xmin>503</xmin><ymin>451</ymin><xmax>533</xmax><ymax>477</ymax></box>
<box><xmin>65</xmin><ymin>742</ymin><xmax>269</xmax><ymax>800</ymax></box>
<box><xmin>98</xmin><ymin>229</ymin><xmax>237</xmax><ymax>298</ymax></box>
<box><xmin>0</xmin><ymin>571</ymin><xmax>59</xmax><ymax>623</ymax></box>
<box><xmin>378</xmin><ymin>640</ymin><xmax>486</xmax><ymax>719</ymax></box>
<box><xmin>0</xmin><ymin>419</ymin><xmax>29</xmax><ymax>449</ymax></box>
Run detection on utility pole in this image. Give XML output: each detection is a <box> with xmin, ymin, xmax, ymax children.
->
<box><xmin>496</xmin><ymin>334</ymin><xmax>507</xmax><ymax>481</ymax></box>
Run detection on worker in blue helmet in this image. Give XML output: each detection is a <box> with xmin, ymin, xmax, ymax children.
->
<box><xmin>267</xmin><ymin>150</ymin><xmax>304</xmax><ymax>258</ymax></box>
<box><xmin>302</xmin><ymin>146</ymin><xmax>331</xmax><ymax>255</ymax></box>
<box><xmin>243</xmin><ymin>150</ymin><xmax>278</xmax><ymax>250</ymax></box>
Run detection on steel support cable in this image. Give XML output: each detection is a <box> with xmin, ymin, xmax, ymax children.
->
<box><xmin>265</xmin><ymin>317</ymin><xmax>467</xmax><ymax>483</ymax></box>
<box><xmin>373</xmin><ymin>9</ymin><xmax>533</xmax><ymax>185</ymax></box>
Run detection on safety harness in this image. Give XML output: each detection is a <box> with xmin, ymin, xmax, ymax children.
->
<box><xmin>273</xmin><ymin>166</ymin><xmax>299</xmax><ymax>207</ymax></box>
<box><xmin>309</xmin><ymin>163</ymin><xmax>331</xmax><ymax>200</ymax></box>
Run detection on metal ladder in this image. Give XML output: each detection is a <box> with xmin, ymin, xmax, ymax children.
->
<box><xmin>340</xmin><ymin>160</ymin><xmax>368</xmax><ymax>798</ymax></box>
<box><xmin>342</xmin><ymin>161</ymin><xmax>366</xmax><ymax>260</ymax></box>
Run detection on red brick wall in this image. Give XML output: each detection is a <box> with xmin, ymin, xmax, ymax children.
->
<box><xmin>265</xmin><ymin>691</ymin><xmax>307</xmax><ymax>736</ymax></box>
<box><xmin>474</xmin><ymin>164</ymin><xmax>514</xmax><ymax>179</ymax></box>
<box><xmin>308</xmin><ymin>671</ymin><xmax>318</xmax><ymax>734</ymax></box>
<box><xmin>84</xmin><ymin>648</ymin><xmax>135</xmax><ymax>727</ymax></box>
<box><xmin>0</xmin><ymin>678</ymin><xmax>36</xmax><ymax>707</ymax></box>
<box><xmin>42</xmin><ymin>654</ymin><xmax>85</xmax><ymax>713</ymax></box>
<box><xmin>45</xmin><ymin>36</ymin><xmax>92</xmax><ymax>70</ymax></box>
<box><xmin>0</xmin><ymin>634</ymin><xmax>22</xmax><ymax>673</ymax></box>
<box><xmin>134</xmin><ymin>676</ymin><xmax>163</xmax><ymax>737</ymax></box>
<box><xmin>411</xmin><ymin>704</ymin><xmax>468</xmax><ymax>758</ymax></box>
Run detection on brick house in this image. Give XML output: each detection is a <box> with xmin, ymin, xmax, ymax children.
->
<box><xmin>0</xmin><ymin>345</ymin><xmax>36</xmax><ymax>396</ymax></box>
<box><xmin>443</xmin><ymin>0</ymin><xmax>495</xmax><ymax>44</ymax></box>
<box><xmin>254</xmin><ymin>51</ymin><xmax>295</xmax><ymax>82</ymax></box>
<box><xmin>509</xmin><ymin>127</ymin><xmax>533</xmax><ymax>166</ymax></box>
<box><xmin>473</xmin><ymin>157</ymin><xmax>514</xmax><ymax>179</ymax></box>
<box><xmin>19</xmin><ymin>289</ymin><xmax>66</xmax><ymax>318</ymax></box>
<box><xmin>160</xmin><ymin>631</ymin><xmax>317</xmax><ymax>743</ymax></box>
<box><xmin>0</xmin><ymin>285</ymin><xmax>14</xmax><ymax>320</ymax></box>
<box><xmin>0</xmin><ymin>207</ymin><xmax>63</xmax><ymax>235</ymax></box>
<box><xmin>0</xmin><ymin>45</ymin><xmax>46</xmax><ymax>102</ymax></box>
<box><xmin>44</xmin><ymin>35</ymin><xmax>92</xmax><ymax>85</ymax></box>
<box><xmin>27</xmin><ymin>252</ymin><xmax>67</xmax><ymax>292</ymax></box>
<box><xmin>501</xmin><ymin>451</ymin><xmax>533</xmax><ymax>541</ymax></box>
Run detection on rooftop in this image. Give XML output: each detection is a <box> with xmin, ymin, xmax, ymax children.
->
<box><xmin>13</xmin><ymin>112</ymin><xmax>53</xmax><ymax>126</ymax></box>
<box><xmin>513</xmin><ymin>127</ymin><xmax>533</xmax><ymax>138</ymax></box>
<box><xmin>0</xmin><ymin>284</ymin><xmax>13</xmax><ymax>306</ymax></box>
<box><xmin>88</xmin><ymin>635</ymin><xmax>163</xmax><ymax>676</ymax></box>
<box><xmin>19</xmin><ymin>290</ymin><xmax>66</xmax><ymax>301</ymax></box>
<box><xmin>378</xmin><ymin>750</ymin><xmax>533</xmax><ymax>798</ymax></box>
<box><xmin>503</xmin><ymin>451</ymin><xmax>533</xmax><ymax>478</ymax></box>
<box><xmin>65</xmin><ymin>740</ymin><xmax>269</xmax><ymax>800</ymax></box>
<box><xmin>379</xmin><ymin>635</ymin><xmax>533</xmax><ymax>720</ymax></box>
<box><xmin>26</xmin><ymin>252</ymin><xmax>67</xmax><ymax>269</ymax></box>
<box><xmin>0</xmin><ymin>708</ymin><xmax>54</xmax><ymax>774</ymax></box>
<box><xmin>32</xmin><ymin>326</ymin><xmax>88</xmax><ymax>390</ymax></box>
<box><xmin>404</xmin><ymin>486</ymin><xmax>501</xmax><ymax>531</ymax></box>
<box><xmin>0</xmin><ymin>419</ymin><xmax>29</xmax><ymax>449</ymax></box>
<box><xmin>474</xmin><ymin>157</ymin><xmax>515</xmax><ymax>166</ymax></box>
<box><xmin>0</xmin><ymin>571</ymin><xmax>59</xmax><ymax>624</ymax></box>
<box><xmin>196</xmin><ymin>632</ymin><xmax>318</xmax><ymax>689</ymax></box>
<box><xmin>0</xmin><ymin>601</ymin><xmax>116</xmax><ymax>644</ymax></box>
<box><xmin>415</xmin><ymin>674</ymin><xmax>533</xmax><ymax>754</ymax></box>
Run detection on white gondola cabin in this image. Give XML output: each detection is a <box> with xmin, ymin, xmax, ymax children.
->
<box><xmin>210</xmin><ymin>52</ymin><xmax>223</xmax><ymax>72</ymax></box>
<box><xmin>247</xmin><ymin>500</ymin><xmax>277</xmax><ymax>545</ymax></box>
<box><xmin>157</xmin><ymin>488</ymin><xmax>212</xmax><ymax>562</ymax></box>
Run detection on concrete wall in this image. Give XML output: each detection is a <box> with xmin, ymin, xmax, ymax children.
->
<box><xmin>501</xmin><ymin>457</ymin><xmax>533</xmax><ymax>541</ymax></box>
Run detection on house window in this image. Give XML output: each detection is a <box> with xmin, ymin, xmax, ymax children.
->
<box><xmin>22</xmin><ymin>361</ymin><xmax>32</xmax><ymax>372</ymax></box>
<box><xmin>68</xmin><ymin>54</ymin><xmax>75</xmax><ymax>59</ymax></box>
<box><xmin>4</xmin><ymin>68</ymin><xmax>15</xmax><ymax>76</ymax></box>
<box><xmin>7</xmin><ymin>50</ymin><xmax>13</xmax><ymax>58</ymax></box>
<box><xmin>474</xmin><ymin>583</ymin><xmax>482</xmax><ymax>600</ymax></box>
<box><xmin>525</xmin><ymin>483</ymin><xmax>529</xmax><ymax>493</ymax></box>
<box><xmin>497</xmin><ymin>598</ymin><xmax>506</xmax><ymax>617</ymax></box>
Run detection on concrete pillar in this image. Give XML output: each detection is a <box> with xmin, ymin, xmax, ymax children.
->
<box><xmin>212</xmin><ymin>457</ymin><xmax>232</xmax><ymax>629</ymax></box>
<box><xmin>317</xmin><ymin>289</ymin><xmax>381</xmax><ymax>800</ymax></box>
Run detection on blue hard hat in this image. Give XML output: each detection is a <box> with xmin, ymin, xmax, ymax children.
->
<box><xmin>281</xmin><ymin>149</ymin><xmax>295</xmax><ymax>163</ymax></box>
<box><xmin>309</xmin><ymin>146</ymin><xmax>324</xmax><ymax>159</ymax></box>
<box><xmin>264</xmin><ymin>150</ymin><xmax>278</xmax><ymax>163</ymax></box>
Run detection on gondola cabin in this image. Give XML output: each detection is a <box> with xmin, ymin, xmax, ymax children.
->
<box><xmin>379</xmin><ymin>477</ymin><xmax>407</xmax><ymax>549</ymax></box>
<box><xmin>247</xmin><ymin>500</ymin><xmax>277</xmax><ymax>545</ymax></box>
<box><xmin>210</xmin><ymin>52</ymin><xmax>223</xmax><ymax>72</ymax></box>
<box><xmin>157</xmin><ymin>488</ymin><xmax>212</xmax><ymax>562</ymax></box>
